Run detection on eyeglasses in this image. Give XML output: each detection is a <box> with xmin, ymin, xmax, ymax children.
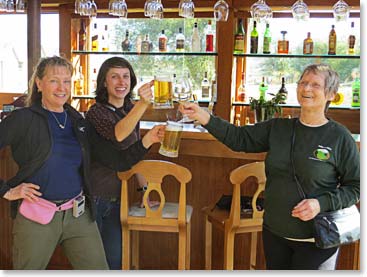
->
<box><xmin>297</xmin><ymin>81</ymin><xmax>323</xmax><ymax>90</ymax></box>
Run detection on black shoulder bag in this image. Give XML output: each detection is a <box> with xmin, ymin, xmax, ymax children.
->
<box><xmin>291</xmin><ymin>120</ymin><xmax>360</xmax><ymax>249</ymax></box>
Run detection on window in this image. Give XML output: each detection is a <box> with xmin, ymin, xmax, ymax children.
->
<box><xmin>243</xmin><ymin>17</ymin><xmax>360</xmax><ymax>108</ymax></box>
<box><xmin>0</xmin><ymin>13</ymin><xmax>59</xmax><ymax>93</ymax></box>
<box><xmin>80</xmin><ymin>18</ymin><xmax>216</xmax><ymax>99</ymax></box>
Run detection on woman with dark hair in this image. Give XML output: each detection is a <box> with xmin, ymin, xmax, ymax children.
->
<box><xmin>86</xmin><ymin>56</ymin><xmax>158</xmax><ymax>269</ymax></box>
<box><xmin>0</xmin><ymin>56</ymin><xmax>164</xmax><ymax>269</ymax></box>
<box><xmin>179</xmin><ymin>64</ymin><xmax>360</xmax><ymax>270</ymax></box>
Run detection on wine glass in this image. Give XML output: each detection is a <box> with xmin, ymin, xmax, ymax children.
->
<box><xmin>214</xmin><ymin>0</ymin><xmax>229</xmax><ymax>22</ymax></box>
<box><xmin>89</xmin><ymin>0</ymin><xmax>98</xmax><ymax>18</ymax></box>
<box><xmin>333</xmin><ymin>0</ymin><xmax>350</xmax><ymax>22</ymax></box>
<box><xmin>174</xmin><ymin>73</ymin><xmax>193</xmax><ymax>122</ymax></box>
<box><xmin>16</xmin><ymin>0</ymin><xmax>25</xmax><ymax>12</ymax></box>
<box><xmin>179</xmin><ymin>0</ymin><xmax>195</xmax><ymax>19</ymax></box>
<box><xmin>292</xmin><ymin>0</ymin><xmax>310</xmax><ymax>21</ymax></box>
<box><xmin>250</xmin><ymin>0</ymin><xmax>272</xmax><ymax>23</ymax></box>
<box><xmin>6</xmin><ymin>0</ymin><xmax>14</xmax><ymax>12</ymax></box>
<box><xmin>144</xmin><ymin>0</ymin><xmax>155</xmax><ymax>17</ymax></box>
<box><xmin>150</xmin><ymin>0</ymin><xmax>164</xmax><ymax>19</ymax></box>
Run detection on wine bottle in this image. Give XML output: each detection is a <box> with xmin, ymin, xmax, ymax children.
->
<box><xmin>201</xmin><ymin>71</ymin><xmax>210</xmax><ymax>98</ymax></box>
<box><xmin>237</xmin><ymin>72</ymin><xmax>246</xmax><ymax>101</ymax></box>
<box><xmin>259</xmin><ymin>77</ymin><xmax>268</xmax><ymax>99</ymax></box>
<box><xmin>191</xmin><ymin>22</ymin><xmax>201</xmax><ymax>52</ymax></box>
<box><xmin>91</xmin><ymin>23</ymin><xmax>99</xmax><ymax>51</ymax></box>
<box><xmin>348</xmin><ymin>22</ymin><xmax>356</xmax><ymax>55</ymax></box>
<box><xmin>303</xmin><ymin>32</ymin><xmax>313</xmax><ymax>54</ymax></box>
<box><xmin>78</xmin><ymin>20</ymin><xmax>86</xmax><ymax>51</ymax></box>
<box><xmin>141</xmin><ymin>34</ymin><xmax>152</xmax><ymax>52</ymax></box>
<box><xmin>250</xmin><ymin>21</ymin><xmax>258</xmax><ymax>54</ymax></box>
<box><xmin>263</xmin><ymin>23</ymin><xmax>271</xmax><ymax>54</ymax></box>
<box><xmin>101</xmin><ymin>25</ymin><xmax>109</xmax><ymax>51</ymax></box>
<box><xmin>121</xmin><ymin>30</ymin><xmax>132</xmax><ymax>51</ymax></box>
<box><xmin>158</xmin><ymin>30</ymin><xmax>168</xmax><ymax>52</ymax></box>
<box><xmin>234</xmin><ymin>18</ymin><xmax>245</xmax><ymax>54</ymax></box>
<box><xmin>328</xmin><ymin>25</ymin><xmax>337</xmax><ymax>55</ymax></box>
<box><xmin>176</xmin><ymin>27</ymin><xmax>185</xmax><ymax>52</ymax></box>
<box><xmin>74</xmin><ymin>66</ymin><xmax>84</xmax><ymax>96</ymax></box>
<box><xmin>205</xmin><ymin>20</ymin><xmax>214</xmax><ymax>52</ymax></box>
<box><xmin>277</xmin><ymin>31</ymin><xmax>289</xmax><ymax>54</ymax></box>
<box><xmin>277</xmin><ymin>77</ymin><xmax>288</xmax><ymax>104</ymax></box>
<box><xmin>351</xmin><ymin>77</ymin><xmax>360</xmax><ymax>107</ymax></box>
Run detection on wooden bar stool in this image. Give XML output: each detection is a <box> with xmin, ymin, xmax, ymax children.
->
<box><xmin>202</xmin><ymin>161</ymin><xmax>266</xmax><ymax>270</ymax></box>
<box><xmin>118</xmin><ymin>160</ymin><xmax>192</xmax><ymax>270</ymax></box>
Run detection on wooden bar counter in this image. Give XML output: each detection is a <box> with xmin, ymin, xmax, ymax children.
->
<box><xmin>0</xmin><ymin>122</ymin><xmax>360</xmax><ymax>270</ymax></box>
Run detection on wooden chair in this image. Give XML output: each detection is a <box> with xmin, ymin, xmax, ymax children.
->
<box><xmin>202</xmin><ymin>161</ymin><xmax>266</xmax><ymax>270</ymax></box>
<box><xmin>117</xmin><ymin>160</ymin><xmax>192</xmax><ymax>270</ymax></box>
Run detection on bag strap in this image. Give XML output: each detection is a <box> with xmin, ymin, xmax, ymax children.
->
<box><xmin>291</xmin><ymin>119</ymin><xmax>306</xmax><ymax>200</ymax></box>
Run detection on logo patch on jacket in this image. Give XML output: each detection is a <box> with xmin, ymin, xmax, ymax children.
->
<box><xmin>310</xmin><ymin>145</ymin><xmax>332</xmax><ymax>161</ymax></box>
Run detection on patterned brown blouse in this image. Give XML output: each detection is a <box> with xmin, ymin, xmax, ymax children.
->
<box><xmin>85</xmin><ymin>100</ymin><xmax>141</xmax><ymax>197</ymax></box>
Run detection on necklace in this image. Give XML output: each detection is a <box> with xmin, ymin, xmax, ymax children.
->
<box><xmin>42</xmin><ymin>104</ymin><xmax>67</xmax><ymax>129</ymax></box>
<box><xmin>49</xmin><ymin>110</ymin><xmax>67</xmax><ymax>129</ymax></box>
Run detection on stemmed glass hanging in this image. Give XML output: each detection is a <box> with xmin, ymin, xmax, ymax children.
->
<box><xmin>179</xmin><ymin>0</ymin><xmax>195</xmax><ymax>19</ymax></box>
<box><xmin>333</xmin><ymin>0</ymin><xmax>350</xmax><ymax>22</ymax></box>
<box><xmin>250</xmin><ymin>0</ymin><xmax>272</xmax><ymax>23</ymax></box>
<box><xmin>109</xmin><ymin>0</ymin><xmax>128</xmax><ymax>18</ymax></box>
<box><xmin>292</xmin><ymin>0</ymin><xmax>310</xmax><ymax>21</ymax></box>
<box><xmin>75</xmin><ymin>0</ymin><xmax>98</xmax><ymax>18</ymax></box>
<box><xmin>144</xmin><ymin>0</ymin><xmax>164</xmax><ymax>19</ymax></box>
<box><xmin>213</xmin><ymin>0</ymin><xmax>229</xmax><ymax>22</ymax></box>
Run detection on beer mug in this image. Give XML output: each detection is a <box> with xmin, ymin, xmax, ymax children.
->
<box><xmin>153</xmin><ymin>73</ymin><xmax>174</xmax><ymax>109</ymax></box>
<box><xmin>158</xmin><ymin>120</ymin><xmax>183</xmax><ymax>158</ymax></box>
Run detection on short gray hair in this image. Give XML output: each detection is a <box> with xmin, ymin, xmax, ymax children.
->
<box><xmin>298</xmin><ymin>63</ymin><xmax>340</xmax><ymax>98</ymax></box>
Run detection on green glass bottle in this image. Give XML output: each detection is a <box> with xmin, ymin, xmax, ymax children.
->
<box><xmin>250</xmin><ymin>21</ymin><xmax>258</xmax><ymax>54</ymax></box>
<box><xmin>234</xmin><ymin>18</ymin><xmax>245</xmax><ymax>54</ymax></box>
<box><xmin>263</xmin><ymin>23</ymin><xmax>271</xmax><ymax>54</ymax></box>
<box><xmin>351</xmin><ymin>77</ymin><xmax>360</xmax><ymax>107</ymax></box>
<box><xmin>259</xmin><ymin>77</ymin><xmax>268</xmax><ymax>99</ymax></box>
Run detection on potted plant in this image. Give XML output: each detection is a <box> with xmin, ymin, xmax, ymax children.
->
<box><xmin>249</xmin><ymin>93</ymin><xmax>285</xmax><ymax>123</ymax></box>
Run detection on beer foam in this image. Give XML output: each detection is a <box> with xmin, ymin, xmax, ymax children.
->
<box><xmin>155</xmin><ymin>75</ymin><xmax>172</xmax><ymax>82</ymax></box>
<box><xmin>166</xmin><ymin>121</ymin><xmax>183</xmax><ymax>131</ymax></box>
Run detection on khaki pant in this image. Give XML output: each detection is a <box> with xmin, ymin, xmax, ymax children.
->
<box><xmin>12</xmin><ymin>206</ymin><xmax>109</xmax><ymax>270</ymax></box>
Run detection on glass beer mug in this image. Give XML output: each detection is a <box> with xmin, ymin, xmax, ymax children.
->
<box><xmin>153</xmin><ymin>73</ymin><xmax>174</xmax><ymax>109</ymax></box>
<box><xmin>158</xmin><ymin>120</ymin><xmax>184</xmax><ymax>158</ymax></box>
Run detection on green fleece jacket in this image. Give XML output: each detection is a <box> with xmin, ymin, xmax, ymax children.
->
<box><xmin>205</xmin><ymin>116</ymin><xmax>360</xmax><ymax>239</ymax></box>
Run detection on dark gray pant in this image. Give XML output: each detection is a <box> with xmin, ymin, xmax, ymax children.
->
<box><xmin>12</xmin><ymin>206</ymin><xmax>109</xmax><ymax>270</ymax></box>
<box><xmin>262</xmin><ymin>228</ymin><xmax>339</xmax><ymax>270</ymax></box>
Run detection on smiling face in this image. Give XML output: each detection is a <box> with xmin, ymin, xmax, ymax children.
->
<box><xmin>297</xmin><ymin>72</ymin><xmax>335</xmax><ymax>111</ymax></box>
<box><xmin>36</xmin><ymin>65</ymin><xmax>72</xmax><ymax>112</ymax></box>
<box><xmin>104</xmin><ymin>67</ymin><xmax>131</xmax><ymax>107</ymax></box>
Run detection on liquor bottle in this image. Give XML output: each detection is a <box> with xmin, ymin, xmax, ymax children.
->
<box><xmin>201</xmin><ymin>71</ymin><xmax>210</xmax><ymax>98</ymax></box>
<box><xmin>74</xmin><ymin>66</ymin><xmax>84</xmax><ymax>96</ymax></box>
<box><xmin>259</xmin><ymin>77</ymin><xmax>268</xmax><ymax>99</ymax></box>
<box><xmin>205</xmin><ymin>20</ymin><xmax>214</xmax><ymax>52</ymax></box>
<box><xmin>348</xmin><ymin>22</ymin><xmax>356</xmax><ymax>55</ymax></box>
<box><xmin>191</xmin><ymin>22</ymin><xmax>201</xmax><ymax>52</ymax></box>
<box><xmin>328</xmin><ymin>25</ymin><xmax>337</xmax><ymax>55</ymax></box>
<box><xmin>78</xmin><ymin>20</ymin><xmax>86</xmax><ymax>51</ymax></box>
<box><xmin>303</xmin><ymin>32</ymin><xmax>313</xmax><ymax>54</ymax></box>
<box><xmin>250</xmin><ymin>21</ymin><xmax>258</xmax><ymax>54</ymax></box>
<box><xmin>121</xmin><ymin>30</ymin><xmax>132</xmax><ymax>51</ymax></box>
<box><xmin>91</xmin><ymin>68</ymin><xmax>97</xmax><ymax>94</ymax></box>
<box><xmin>158</xmin><ymin>30</ymin><xmax>168</xmax><ymax>52</ymax></box>
<box><xmin>237</xmin><ymin>72</ymin><xmax>246</xmax><ymax>101</ymax></box>
<box><xmin>91</xmin><ymin>23</ymin><xmax>99</xmax><ymax>51</ymax></box>
<box><xmin>351</xmin><ymin>77</ymin><xmax>360</xmax><ymax>107</ymax></box>
<box><xmin>211</xmin><ymin>72</ymin><xmax>217</xmax><ymax>102</ymax></box>
<box><xmin>101</xmin><ymin>25</ymin><xmax>109</xmax><ymax>51</ymax></box>
<box><xmin>263</xmin><ymin>23</ymin><xmax>271</xmax><ymax>54</ymax></box>
<box><xmin>141</xmin><ymin>34</ymin><xmax>152</xmax><ymax>52</ymax></box>
<box><xmin>136</xmin><ymin>35</ymin><xmax>142</xmax><ymax>53</ymax></box>
<box><xmin>176</xmin><ymin>27</ymin><xmax>185</xmax><ymax>52</ymax></box>
<box><xmin>276</xmin><ymin>77</ymin><xmax>288</xmax><ymax>104</ymax></box>
<box><xmin>277</xmin><ymin>31</ymin><xmax>289</xmax><ymax>54</ymax></box>
<box><xmin>234</xmin><ymin>18</ymin><xmax>245</xmax><ymax>54</ymax></box>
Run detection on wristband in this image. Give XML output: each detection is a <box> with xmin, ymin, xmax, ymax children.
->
<box><xmin>137</xmin><ymin>185</ymin><xmax>148</xmax><ymax>192</ymax></box>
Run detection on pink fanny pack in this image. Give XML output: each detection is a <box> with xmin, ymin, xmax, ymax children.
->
<box><xmin>19</xmin><ymin>195</ymin><xmax>78</xmax><ymax>225</ymax></box>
